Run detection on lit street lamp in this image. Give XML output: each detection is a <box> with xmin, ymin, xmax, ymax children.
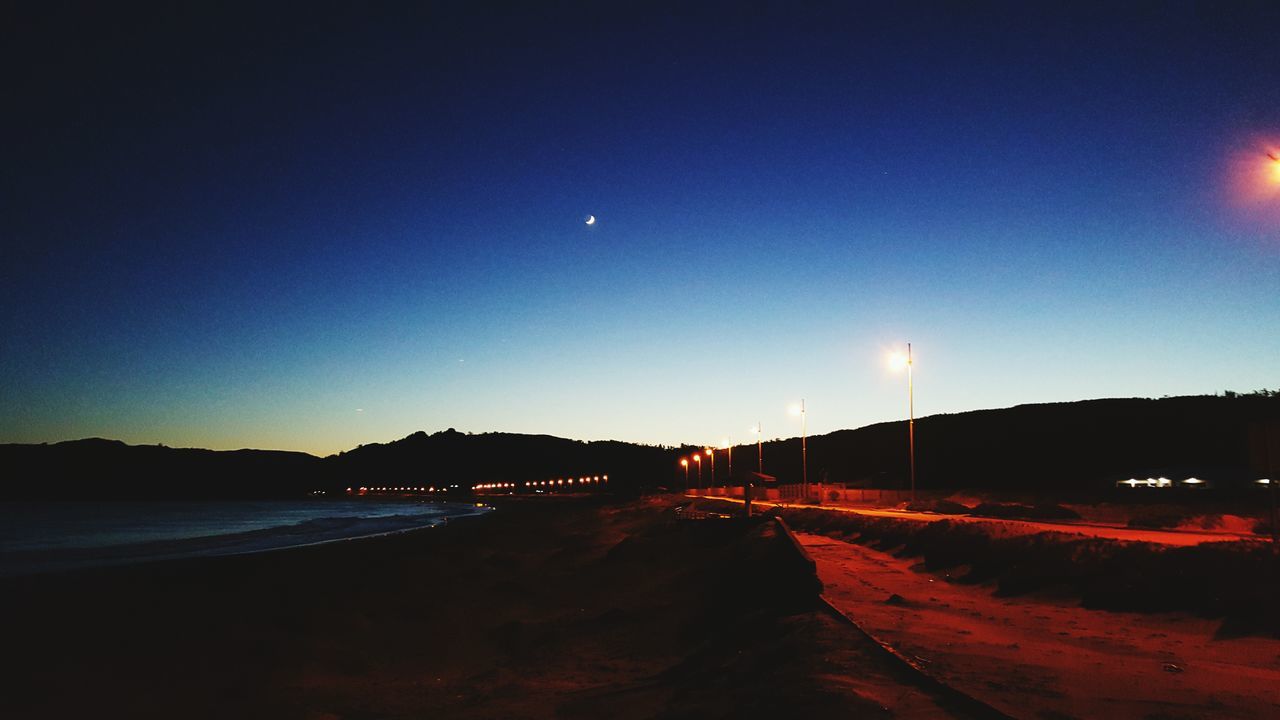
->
<box><xmin>680</xmin><ymin>457</ymin><xmax>689</xmax><ymax>489</ymax></box>
<box><xmin>889</xmin><ymin>343</ymin><xmax>916</xmax><ymax>501</ymax></box>
<box><xmin>704</xmin><ymin>446</ymin><xmax>716</xmax><ymax>487</ymax></box>
<box><xmin>693</xmin><ymin>452</ymin><xmax>703</xmax><ymax>488</ymax></box>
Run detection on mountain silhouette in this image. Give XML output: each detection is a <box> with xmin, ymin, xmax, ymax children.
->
<box><xmin>755</xmin><ymin>394</ymin><xmax>1280</xmax><ymax>493</ymax></box>
<box><xmin>0</xmin><ymin>438</ymin><xmax>321</xmax><ymax>499</ymax></box>
<box><xmin>1</xmin><ymin>394</ymin><xmax>1276</xmax><ymax>500</ymax></box>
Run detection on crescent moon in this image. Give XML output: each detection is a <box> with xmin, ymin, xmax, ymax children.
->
<box><xmin>585</xmin><ymin>215</ymin><xmax>596</xmax><ymax>225</ymax></box>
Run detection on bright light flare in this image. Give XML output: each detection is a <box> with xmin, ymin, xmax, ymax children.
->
<box><xmin>1224</xmin><ymin>140</ymin><xmax>1280</xmax><ymax>230</ymax></box>
<box><xmin>887</xmin><ymin>351</ymin><xmax>910</xmax><ymax>372</ymax></box>
<box><xmin>788</xmin><ymin>403</ymin><xmax>804</xmax><ymax>416</ymax></box>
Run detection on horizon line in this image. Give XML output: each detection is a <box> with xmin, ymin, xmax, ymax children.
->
<box><xmin>7</xmin><ymin>390</ymin><xmax>1273</xmax><ymax>458</ymax></box>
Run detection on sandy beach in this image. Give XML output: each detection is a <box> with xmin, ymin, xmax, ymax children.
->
<box><xmin>0</xmin><ymin>496</ymin><xmax>981</xmax><ymax>719</ymax></box>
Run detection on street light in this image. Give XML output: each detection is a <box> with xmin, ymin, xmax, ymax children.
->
<box><xmin>723</xmin><ymin>436</ymin><xmax>733</xmax><ymax>478</ymax></box>
<box><xmin>1269</xmin><ymin>151</ymin><xmax>1280</xmax><ymax>184</ymax></box>
<box><xmin>693</xmin><ymin>453</ymin><xmax>703</xmax><ymax>489</ymax></box>
<box><xmin>751</xmin><ymin>423</ymin><xmax>763</xmax><ymax>474</ymax></box>
<box><xmin>888</xmin><ymin>343</ymin><xmax>916</xmax><ymax>501</ymax></box>
<box><xmin>680</xmin><ymin>457</ymin><xmax>689</xmax><ymax>489</ymax></box>
<box><xmin>704</xmin><ymin>446</ymin><xmax>716</xmax><ymax>487</ymax></box>
<box><xmin>790</xmin><ymin>399</ymin><xmax>807</xmax><ymax>499</ymax></box>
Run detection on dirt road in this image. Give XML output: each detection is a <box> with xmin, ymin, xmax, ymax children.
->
<box><xmin>800</xmin><ymin>532</ymin><xmax>1280</xmax><ymax>719</ymax></box>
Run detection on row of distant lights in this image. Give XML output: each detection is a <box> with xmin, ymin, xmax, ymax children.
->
<box><xmin>1119</xmin><ymin>477</ymin><xmax>1272</xmax><ymax>488</ymax></box>
<box><xmin>352</xmin><ymin>485</ymin><xmax>459</xmax><ymax>493</ymax></box>
<box><xmin>520</xmin><ymin>475</ymin><xmax>608</xmax><ymax>489</ymax></box>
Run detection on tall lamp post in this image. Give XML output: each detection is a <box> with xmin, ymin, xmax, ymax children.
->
<box><xmin>693</xmin><ymin>453</ymin><xmax>703</xmax><ymax>489</ymax></box>
<box><xmin>889</xmin><ymin>344</ymin><xmax>916</xmax><ymax>501</ymax></box>
<box><xmin>908</xmin><ymin>345</ymin><xmax>915</xmax><ymax>501</ymax></box>
<box><xmin>723</xmin><ymin>437</ymin><xmax>733</xmax><ymax>478</ymax></box>
<box><xmin>752</xmin><ymin>423</ymin><xmax>763</xmax><ymax>474</ymax></box>
<box><xmin>704</xmin><ymin>446</ymin><xmax>716</xmax><ymax>487</ymax></box>
<box><xmin>680</xmin><ymin>457</ymin><xmax>689</xmax><ymax>490</ymax></box>
<box><xmin>791</xmin><ymin>399</ymin><xmax>808</xmax><ymax>499</ymax></box>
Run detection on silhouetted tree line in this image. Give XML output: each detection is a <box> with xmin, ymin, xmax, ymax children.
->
<box><xmin>1221</xmin><ymin>388</ymin><xmax>1278</xmax><ymax>398</ymax></box>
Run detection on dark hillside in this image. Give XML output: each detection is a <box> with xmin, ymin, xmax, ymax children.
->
<box><xmin>323</xmin><ymin>429</ymin><xmax>672</xmax><ymax>493</ymax></box>
<box><xmin>4</xmin><ymin>394</ymin><xmax>1275</xmax><ymax>499</ymax></box>
<box><xmin>0</xmin><ymin>438</ymin><xmax>322</xmax><ymax>500</ymax></box>
<box><xmin>755</xmin><ymin>395</ymin><xmax>1280</xmax><ymax>492</ymax></box>
<box><xmin>0</xmin><ymin>432</ymin><xmax>674</xmax><ymax>499</ymax></box>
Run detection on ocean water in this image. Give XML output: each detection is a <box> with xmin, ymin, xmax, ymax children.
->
<box><xmin>0</xmin><ymin>499</ymin><xmax>487</xmax><ymax>577</ymax></box>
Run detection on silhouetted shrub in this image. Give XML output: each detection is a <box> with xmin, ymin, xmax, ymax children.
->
<box><xmin>1198</xmin><ymin>514</ymin><xmax>1224</xmax><ymax>530</ymax></box>
<box><xmin>905</xmin><ymin>499</ymin><xmax>971</xmax><ymax>515</ymax></box>
<box><xmin>1127</xmin><ymin>513</ymin><xmax>1183</xmax><ymax>529</ymax></box>
<box><xmin>1029</xmin><ymin>503</ymin><xmax>1082</xmax><ymax>520</ymax></box>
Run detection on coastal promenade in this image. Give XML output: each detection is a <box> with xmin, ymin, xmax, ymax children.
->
<box><xmin>801</xmin><ymin>532</ymin><xmax>1280</xmax><ymax>719</ymax></box>
<box><xmin>691</xmin><ymin>493</ymin><xmax>1265</xmax><ymax>546</ymax></box>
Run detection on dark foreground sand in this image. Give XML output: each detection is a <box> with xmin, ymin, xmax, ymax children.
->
<box><xmin>0</xmin><ymin>496</ymin><xmax>973</xmax><ymax>719</ymax></box>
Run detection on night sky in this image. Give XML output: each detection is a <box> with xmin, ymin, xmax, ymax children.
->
<box><xmin>4</xmin><ymin>2</ymin><xmax>1279</xmax><ymax>455</ymax></box>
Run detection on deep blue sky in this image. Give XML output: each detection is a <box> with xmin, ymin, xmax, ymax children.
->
<box><xmin>4</xmin><ymin>1</ymin><xmax>1279</xmax><ymax>455</ymax></box>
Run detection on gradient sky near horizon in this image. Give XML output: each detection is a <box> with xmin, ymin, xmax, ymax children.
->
<box><xmin>4</xmin><ymin>2</ymin><xmax>1280</xmax><ymax>456</ymax></box>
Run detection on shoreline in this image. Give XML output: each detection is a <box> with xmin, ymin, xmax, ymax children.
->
<box><xmin>0</xmin><ymin>500</ymin><xmax>491</xmax><ymax>578</ymax></box>
<box><xmin>212</xmin><ymin>503</ymin><xmax>493</xmax><ymax>560</ymax></box>
<box><xmin>0</xmin><ymin>495</ymin><xmax>972</xmax><ymax>719</ymax></box>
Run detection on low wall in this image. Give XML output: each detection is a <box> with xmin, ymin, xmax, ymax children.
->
<box><xmin>823</xmin><ymin>486</ymin><xmax>912</xmax><ymax>504</ymax></box>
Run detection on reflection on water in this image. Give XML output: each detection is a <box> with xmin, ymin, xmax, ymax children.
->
<box><xmin>0</xmin><ymin>499</ymin><xmax>486</xmax><ymax>576</ymax></box>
